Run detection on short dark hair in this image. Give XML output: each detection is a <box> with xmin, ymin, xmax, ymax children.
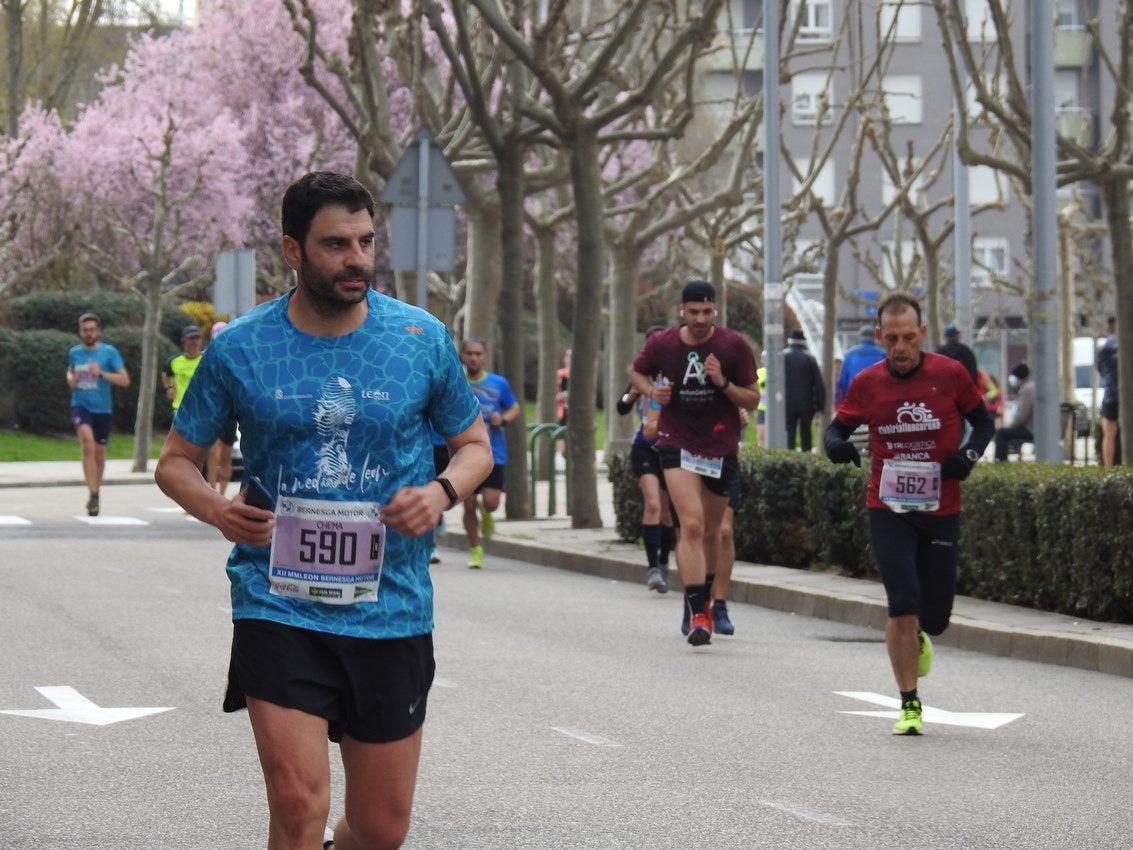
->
<box><xmin>876</xmin><ymin>292</ymin><xmax>922</xmax><ymax>326</ymax></box>
<box><xmin>461</xmin><ymin>337</ymin><xmax>487</xmax><ymax>352</ymax></box>
<box><xmin>78</xmin><ymin>312</ymin><xmax>100</xmax><ymax>327</ymax></box>
<box><xmin>281</xmin><ymin>171</ymin><xmax>374</xmax><ymax>248</ymax></box>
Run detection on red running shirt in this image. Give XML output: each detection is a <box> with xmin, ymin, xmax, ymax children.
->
<box><xmin>631</xmin><ymin>325</ymin><xmax>757</xmax><ymax>458</ymax></box>
<box><xmin>837</xmin><ymin>352</ymin><xmax>983</xmax><ymax>515</ymax></box>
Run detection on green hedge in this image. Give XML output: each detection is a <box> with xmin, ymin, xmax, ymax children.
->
<box><xmin>608</xmin><ymin>448</ymin><xmax>1133</xmax><ymax>624</ymax></box>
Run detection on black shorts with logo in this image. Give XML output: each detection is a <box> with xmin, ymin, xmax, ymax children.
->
<box><xmin>655</xmin><ymin>444</ymin><xmax>739</xmax><ymax>499</ymax></box>
<box><xmin>224</xmin><ymin>618</ymin><xmax>435</xmax><ymax>744</ymax></box>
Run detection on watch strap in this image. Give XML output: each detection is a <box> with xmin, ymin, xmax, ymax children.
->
<box><xmin>433</xmin><ymin>476</ymin><xmax>459</xmax><ymax>509</ymax></box>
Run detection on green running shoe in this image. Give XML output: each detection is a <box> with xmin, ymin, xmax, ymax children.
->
<box><xmin>918</xmin><ymin>630</ymin><xmax>933</xmax><ymax>678</ymax></box>
<box><xmin>480</xmin><ymin>506</ymin><xmax>495</xmax><ymax>540</ymax></box>
<box><xmin>893</xmin><ymin>698</ymin><xmax>923</xmax><ymax>735</ymax></box>
<box><xmin>467</xmin><ymin>545</ymin><xmax>484</xmax><ymax>569</ymax></box>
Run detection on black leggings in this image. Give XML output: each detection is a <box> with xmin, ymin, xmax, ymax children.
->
<box><xmin>868</xmin><ymin>508</ymin><xmax>960</xmax><ymax>635</ymax></box>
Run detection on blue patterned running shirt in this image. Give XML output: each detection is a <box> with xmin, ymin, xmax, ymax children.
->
<box><xmin>173</xmin><ymin>289</ymin><xmax>481</xmax><ymax>639</ymax></box>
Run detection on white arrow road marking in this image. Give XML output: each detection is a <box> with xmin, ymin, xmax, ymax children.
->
<box><xmin>0</xmin><ymin>516</ymin><xmax>31</xmax><ymax>525</ymax></box>
<box><xmin>1</xmin><ymin>686</ymin><xmax>174</xmax><ymax>726</ymax></box>
<box><xmin>551</xmin><ymin>727</ymin><xmax>623</xmax><ymax>747</ymax></box>
<box><xmin>835</xmin><ymin>691</ymin><xmax>1024</xmax><ymax>730</ymax></box>
<box><xmin>76</xmin><ymin>516</ymin><xmax>148</xmax><ymax>526</ymax></box>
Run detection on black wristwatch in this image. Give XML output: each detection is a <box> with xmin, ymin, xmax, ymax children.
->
<box><xmin>433</xmin><ymin>476</ymin><xmax>459</xmax><ymax>509</ymax></box>
<box><xmin>964</xmin><ymin>448</ymin><xmax>980</xmax><ymax>464</ymax></box>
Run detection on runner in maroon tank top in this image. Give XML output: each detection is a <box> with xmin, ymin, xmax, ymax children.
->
<box><xmin>628</xmin><ymin>280</ymin><xmax>759</xmax><ymax>647</ymax></box>
<box><xmin>824</xmin><ymin>292</ymin><xmax>994</xmax><ymax>735</ymax></box>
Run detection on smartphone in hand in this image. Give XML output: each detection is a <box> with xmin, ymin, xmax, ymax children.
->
<box><xmin>242</xmin><ymin>475</ymin><xmax>273</xmax><ymax>511</ymax></box>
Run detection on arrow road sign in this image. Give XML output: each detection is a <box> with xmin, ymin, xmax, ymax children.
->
<box><xmin>1</xmin><ymin>686</ymin><xmax>174</xmax><ymax>726</ymax></box>
<box><xmin>835</xmin><ymin>691</ymin><xmax>1025</xmax><ymax>730</ymax></box>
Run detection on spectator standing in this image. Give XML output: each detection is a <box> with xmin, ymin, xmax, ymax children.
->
<box><xmin>783</xmin><ymin>329</ymin><xmax>825</xmax><ymax>451</ymax></box>
<box><xmin>627</xmin><ymin>280</ymin><xmax>759</xmax><ymax>646</ymax></box>
<box><xmin>993</xmin><ymin>363</ymin><xmax>1036</xmax><ymax>461</ymax></box>
<box><xmin>66</xmin><ymin>312</ymin><xmax>131</xmax><ymax>516</ymax></box>
<box><xmin>154</xmin><ymin>171</ymin><xmax>492</xmax><ymax>850</ymax></box>
<box><xmin>1097</xmin><ymin>317</ymin><xmax>1119</xmax><ymax>468</ymax></box>
<box><xmin>935</xmin><ymin>323</ymin><xmax>979</xmax><ymax>385</ymax></box>
<box><xmin>556</xmin><ymin>348</ymin><xmax>571</xmax><ymax>425</ymax></box>
<box><xmin>460</xmin><ymin>338</ymin><xmax>520</xmax><ymax>569</ymax></box>
<box><xmin>755</xmin><ymin>350</ymin><xmax>768</xmax><ymax>446</ymax></box>
<box><xmin>836</xmin><ymin>324</ymin><xmax>885</xmax><ymax>406</ymax></box>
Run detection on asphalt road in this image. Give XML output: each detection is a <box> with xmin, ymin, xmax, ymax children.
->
<box><xmin>3</xmin><ymin>483</ymin><xmax>1133</xmax><ymax>849</ymax></box>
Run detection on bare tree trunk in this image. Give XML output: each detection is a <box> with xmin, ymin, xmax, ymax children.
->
<box><xmin>498</xmin><ymin>140</ymin><xmax>529</xmax><ymax>518</ymax></box>
<box><xmin>1102</xmin><ymin>181</ymin><xmax>1133</xmax><ymax>465</ymax></box>
<box><xmin>463</xmin><ymin>194</ymin><xmax>502</xmax><ymax>346</ymax></box>
<box><xmin>4</xmin><ymin>0</ymin><xmax>22</xmax><ymax>137</ymax></box>
<box><xmin>566</xmin><ymin>132</ymin><xmax>603</xmax><ymax>528</ymax></box>
<box><xmin>131</xmin><ymin>275</ymin><xmax>162</xmax><ymax>473</ymax></box>
<box><xmin>606</xmin><ymin>243</ymin><xmax>638</xmax><ymax>453</ymax></box>
<box><xmin>534</xmin><ymin>224</ymin><xmax>560</xmax><ymax>481</ymax></box>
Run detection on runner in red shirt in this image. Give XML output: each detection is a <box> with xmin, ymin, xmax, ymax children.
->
<box><xmin>628</xmin><ymin>280</ymin><xmax>759</xmax><ymax>646</ymax></box>
<box><xmin>823</xmin><ymin>292</ymin><xmax>993</xmax><ymax>735</ymax></box>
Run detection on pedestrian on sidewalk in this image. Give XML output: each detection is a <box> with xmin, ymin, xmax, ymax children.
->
<box><xmin>824</xmin><ymin>291</ymin><xmax>993</xmax><ymax>735</ymax></box>
<box><xmin>460</xmin><ymin>337</ymin><xmax>520</xmax><ymax>569</ymax></box>
<box><xmin>783</xmin><ymin>329</ymin><xmax>825</xmax><ymax>451</ymax></box>
<box><xmin>154</xmin><ymin>171</ymin><xmax>492</xmax><ymax>850</ymax></box>
<box><xmin>628</xmin><ymin>279</ymin><xmax>759</xmax><ymax>647</ymax></box>
<box><xmin>65</xmin><ymin>312</ymin><xmax>130</xmax><ymax>516</ymax></box>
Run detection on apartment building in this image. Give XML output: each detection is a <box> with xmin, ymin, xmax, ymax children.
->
<box><xmin>703</xmin><ymin>0</ymin><xmax>1115</xmax><ymax>378</ymax></box>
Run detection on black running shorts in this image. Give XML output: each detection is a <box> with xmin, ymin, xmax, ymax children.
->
<box><xmin>224</xmin><ymin>619</ymin><xmax>435</xmax><ymax>744</ymax></box>
<box><xmin>868</xmin><ymin>508</ymin><xmax>960</xmax><ymax>635</ymax></box>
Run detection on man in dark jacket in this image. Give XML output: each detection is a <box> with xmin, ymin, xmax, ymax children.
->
<box><xmin>935</xmin><ymin>323</ymin><xmax>978</xmax><ymax>385</ymax></box>
<box><xmin>783</xmin><ymin>329</ymin><xmax>825</xmax><ymax>451</ymax></box>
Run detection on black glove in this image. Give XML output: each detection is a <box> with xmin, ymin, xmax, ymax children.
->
<box><xmin>941</xmin><ymin>451</ymin><xmax>975</xmax><ymax>480</ymax></box>
<box><xmin>827</xmin><ymin>440</ymin><xmax>861</xmax><ymax>467</ymax></box>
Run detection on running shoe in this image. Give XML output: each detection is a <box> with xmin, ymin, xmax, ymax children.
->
<box><xmin>918</xmin><ymin>630</ymin><xmax>933</xmax><ymax>677</ymax></box>
<box><xmin>86</xmin><ymin>493</ymin><xmax>99</xmax><ymax>517</ymax></box>
<box><xmin>467</xmin><ymin>545</ymin><xmax>484</xmax><ymax>569</ymax></box>
<box><xmin>646</xmin><ymin>567</ymin><xmax>665</xmax><ymax>591</ymax></box>
<box><xmin>480</xmin><ymin>506</ymin><xmax>495</xmax><ymax>540</ymax></box>
<box><xmin>681</xmin><ymin>603</ymin><xmax>690</xmax><ymax>636</ymax></box>
<box><xmin>657</xmin><ymin>565</ymin><xmax>669</xmax><ymax>594</ymax></box>
<box><xmin>429</xmin><ymin>551</ymin><xmax>441</xmax><ymax>564</ymax></box>
<box><xmin>712</xmin><ymin>600</ymin><xmax>735</xmax><ymax>635</ymax></box>
<box><xmin>687</xmin><ymin>612</ymin><xmax>712</xmax><ymax>646</ymax></box>
<box><xmin>893</xmin><ymin>698</ymin><xmax>923</xmax><ymax>735</ymax></box>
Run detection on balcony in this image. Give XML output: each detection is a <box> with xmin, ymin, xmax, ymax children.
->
<box><xmin>699</xmin><ymin>27</ymin><xmax>764</xmax><ymax>73</ymax></box>
<box><xmin>1053</xmin><ymin>26</ymin><xmax>1090</xmax><ymax>67</ymax></box>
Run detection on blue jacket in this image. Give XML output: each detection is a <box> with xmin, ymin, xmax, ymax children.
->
<box><xmin>835</xmin><ymin>339</ymin><xmax>885</xmax><ymax>406</ymax></box>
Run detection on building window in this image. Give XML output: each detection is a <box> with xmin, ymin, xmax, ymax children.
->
<box><xmin>881</xmin><ymin>158</ymin><xmax>926</xmax><ymax>208</ymax></box>
<box><xmin>791</xmin><ymin>0</ymin><xmax>833</xmax><ymax>41</ymax></box>
<box><xmin>972</xmin><ymin>237</ymin><xmax>1009</xmax><ymax>288</ymax></box>
<box><xmin>1055</xmin><ymin>0</ymin><xmax>1082</xmax><ymax>28</ymax></box>
<box><xmin>792</xmin><ymin>72</ymin><xmax>834</xmax><ymax>125</ymax></box>
<box><xmin>792</xmin><ymin>160</ymin><xmax>836</xmax><ymax>208</ymax></box>
<box><xmin>880</xmin><ymin>1</ymin><xmax>921</xmax><ymax>41</ymax></box>
<box><xmin>882</xmin><ymin>75</ymin><xmax>923</xmax><ymax>124</ymax></box>
<box><xmin>963</xmin><ymin>0</ymin><xmax>1000</xmax><ymax>41</ymax></box>
<box><xmin>968</xmin><ymin>165</ymin><xmax>1005</xmax><ymax>206</ymax></box>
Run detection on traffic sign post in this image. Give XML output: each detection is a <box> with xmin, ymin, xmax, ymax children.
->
<box><xmin>378</xmin><ymin>126</ymin><xmax>467</xmax><ymax>308</ymax></box>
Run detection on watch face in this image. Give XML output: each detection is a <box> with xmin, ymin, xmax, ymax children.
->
<box><xmin>965</xmin><ymin>449</ymin><xmax>980</xmax><ymax>462</ymax></box>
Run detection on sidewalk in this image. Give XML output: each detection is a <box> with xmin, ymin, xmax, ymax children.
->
<box><xmin>5</xmin><ymin>458</ymin><xmax>1133</xmax><ymax>679</ymax></box>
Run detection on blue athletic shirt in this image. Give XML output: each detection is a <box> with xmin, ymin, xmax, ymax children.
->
<box><xmin>173</xmin><ymin>289</ymin><xmax>481</xmax><ymax>639</ymax></box>
<box><xmin>68</xmin><ymin>343</ymin><xmax>125</xmax><ymax>414</ymax></box>
<box><xmin>467</xmin><ymin>371</ymin><xmax>517</xmax><ymax>465</ymax></box>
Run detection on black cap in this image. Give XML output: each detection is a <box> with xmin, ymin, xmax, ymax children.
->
<box><xmin>943</xmin><ymin>323</ymin><xmax>960</xmax><ymax>338</ymax></box>
<box><xmin>181</xmin><ymin>325</ymin><xmax>202</xmax><ymax>338</ymax></box>
<box><xmin>1010</xmin><ymin>362</ymin><xmax>1030</xmax><ymax>381</ymax></box>
<box><xmin>859</xmin><ymin>324</ymin><xmax>874</xmax><ymax>339</ymax></box>
<box><xmin>680</xmin><ymin>280</ymin><xmax>716</xmax><ymax>303</ymax></box>
<box><xmin>788</xmin><ymin>329</ymin><xmax>806</xmax><ymax>342</ymax></box>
